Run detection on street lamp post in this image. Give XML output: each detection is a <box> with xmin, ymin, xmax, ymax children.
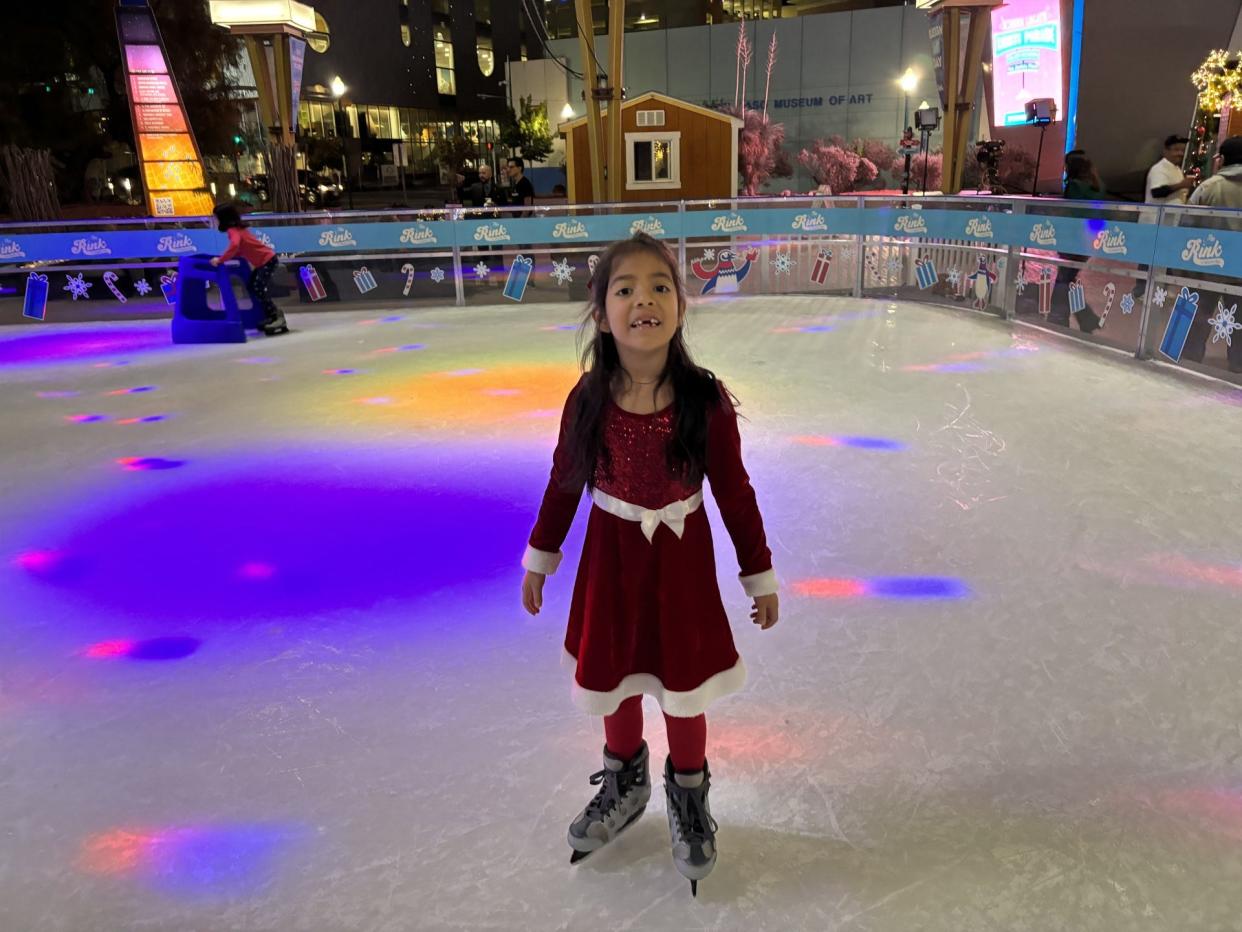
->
<box><xmin>331</xmin><ymin>75</ymin><xmax>354</xmax><ymax>210</ymax></box>
<box><xmin>896</xmin><ymin>69</ymin><xmax>920</xmax><ymax>195</ymax></box>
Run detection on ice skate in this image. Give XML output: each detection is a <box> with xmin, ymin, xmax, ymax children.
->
<box><xmin>261</xmin><ymin>312</ymin><xmax>289</xmax><ymax>336</ymax></box>
<box><xmin>663</xmin><ymin>756</ymin><xmax>717</xmax><ymax>896</ymax></box>
<box><xmin>567</xmin><ymin>741</ymin><xmax>650</xmax><ymax>863</ymax></box>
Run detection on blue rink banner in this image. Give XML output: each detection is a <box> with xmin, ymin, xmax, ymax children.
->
<box><xmin>5</xmin><ymin>205</ymin><xmax>1242</xmax><ymax>282</ymax></box>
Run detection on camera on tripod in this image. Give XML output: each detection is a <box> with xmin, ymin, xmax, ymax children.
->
<box><xmin>975</xmin><ymin>140</ymin><xmax>1006</xmax><ymax>193</ymax></box>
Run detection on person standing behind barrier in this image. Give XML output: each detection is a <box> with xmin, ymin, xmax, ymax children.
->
<box><xmin>506</xmin><ymin>157</ymin><xmax>536</xmax><ymax>215</ymax></box>
<box><xmin>1189</xmin><ymin>136</ymin><xmax>1242</xmax><ymax>213</ymax></box>
<box><xmin>210</xmin><ymin>203</ymin><xmax>288</xmax><ymax>337</ymax></box>
<box><xmin>1146</xmin><ymin>135</ymin><xmax>1195</xmax><ymax>205</ymax></box>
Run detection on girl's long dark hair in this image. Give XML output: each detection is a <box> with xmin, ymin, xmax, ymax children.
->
<box><xmin>565</xmin><ymin>232</ymin><xmax>733</xmax><ymax>491</ymax></box>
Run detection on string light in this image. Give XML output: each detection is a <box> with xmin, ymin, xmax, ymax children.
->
<box><xmin>1191</xmin><ymin>49</ymin><xmax>1242</xmax><ymax>115</ymax></box>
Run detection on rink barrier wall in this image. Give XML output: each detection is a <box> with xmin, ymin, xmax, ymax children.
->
<box><xmin>4</xmin><ymin>197</ymin><xmax>1242</xmax><ymax>385</ymax></box>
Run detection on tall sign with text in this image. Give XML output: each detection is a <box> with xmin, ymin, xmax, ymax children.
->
<box><xmin>990</xmin><ymin>0</ymin><xmax>1064</xmax><ymax>128</ymax></box>
<box><xmin>115</xmin><ymin>0</ymin><xmax>213</xmax><ymax>217</ymax></box>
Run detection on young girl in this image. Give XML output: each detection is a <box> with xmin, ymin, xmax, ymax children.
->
<box><xmin>520</xmin><ymin>232</ymin><xmax>779</xmax><ymax>896</ymax></box>
<box><xmin>210</xmin><ymin>203</ymin><xmax>288</xmax><ymax>336</ymax></box>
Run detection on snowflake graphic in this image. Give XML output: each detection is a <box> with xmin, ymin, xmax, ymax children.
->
<box><xmin>771</xmin><ymin>252</ymin><xmax>796</xmax><ymax>275</ymax></box>
<box><xmin>701</xmin><ymin>248</ymin><xmax>716</xmax><ymax>262</ymax></box>
<box><xmin>947</xmin><ymin>268</ymin><xmax>962</xmax><ymax>287</ymax></box>
<box><xmin>1207</xmin><ymin>300</ymin><xmax>1242</xmax><ymax>346</ymax></box>
<box><xmin>430</xmin><ymin>266</ymin><xmax>446</xmax><ymax>284</ymax></box>
<box><xmin>1153</xmin><ymin>285</ymin><xmax>1168</xmax><ymax>308</ymax></box>
<box><xmin>1120</xmin><ymin>292</ymin><xmax>1135</xmax><ymax>315</ymax></box>
<box><xmin>64</xmin><ymin>273</ymin><xmax>92</xmax><ymax>300</ymax></box>
<box><xmin>840</xmin><ymin>246</ymin><xmax>855</xmax><ymax>261</ymax></box>
<box><xmin>133</xmin><ymin>279</ymin><xmax>152</xmax><ymax>296</ymax></box>
<box><xmin>473</xmin><ymin>261</ymin><xmax>491</xmax><ymax>281</ymax></box>
<box><xmin>885</xmin><ymin>256</ymin><xmax>902</xmax><ymax>275</ymax></box>
<box><xmin>1015</xmin><ymin>277</ymin><xmax>1027</xmax><ymax>296</ymax></box>
<box><xmin>551</xmin><ymin>258</ymin><xmax>574</xmax><ymax>285</ymax></box>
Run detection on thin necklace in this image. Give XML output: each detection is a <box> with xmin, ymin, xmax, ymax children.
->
<box><xmin>623</xmin><ymin>373</ymin><xmax>660</xmax><ymax>385</ymax></box>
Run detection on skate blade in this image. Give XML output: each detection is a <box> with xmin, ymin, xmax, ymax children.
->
<box><xmin>568</xmin><ymin>803</ymin><xmax>647</xmax><ymax>866</ymax></box>
<box><xmin>691</xmin><ymin>879</ymin><xmax>697</xmax><ymax>897</ymax></box>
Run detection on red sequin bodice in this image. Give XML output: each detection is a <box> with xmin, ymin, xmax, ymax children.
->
<box><xmin>593</xmin><ymin>401</ymin><xmax>699</xmax><ymax>510</ymax></box>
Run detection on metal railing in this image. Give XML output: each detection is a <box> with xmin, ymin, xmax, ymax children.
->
<box><xmin>4</xmin><ymin>196</ymin><xmax>1242</xmax><ymax>385</ymax></box>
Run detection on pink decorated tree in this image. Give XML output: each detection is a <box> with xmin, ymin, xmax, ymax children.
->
<box><xmin>909</xmin><ymin>150</ymin><xmax>943</xmax><ymax>192</ymax></box>
<box><xmin>797</xmin><ymin>140</ymin><xmax>878</xmax><ymax>193</ymax></box>
<box><xmin>730</xmin><ymin>107</ymin><xmax>791</xmax><ymax>195</ymax></box>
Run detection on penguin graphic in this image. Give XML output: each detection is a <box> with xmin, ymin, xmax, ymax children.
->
<box><xmin>966</xmin><ymin>256</ymin><xmax>998</xmax><ymax>310</ymax></box>
<box><xmin>691</xmin><ymin>247</ymin><xmax>760</xmax><ymax>296</ymax></box>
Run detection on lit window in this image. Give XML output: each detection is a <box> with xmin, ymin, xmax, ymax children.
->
<box><xmin>477</xmin><ymin>36</ymin><xmax>494</xmax><ymax>76</ymax></box>
<box><xmin>435</xmin><ymin>28</ymin><xmax>456</xmax><ymax>95</ymax></box>
<box><xmin>625</xmin><ymin>132</ymin><xmax>681</xmax><ymax>189</ymax></box>
<box><xmin>401</xmin><ymin>23</ymin><xmax>411</xmax><ymax>45</ymax></box>
<box><xmin>398</xmin><ymin>1</ymin><xmax>410</xmax><ymax>45</ymax></box>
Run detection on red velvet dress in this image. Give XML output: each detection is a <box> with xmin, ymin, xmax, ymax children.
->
<box><xmin>523</xmin><ymin>380</ymin><xmax>776</xmax><ymax>718</ymax></box>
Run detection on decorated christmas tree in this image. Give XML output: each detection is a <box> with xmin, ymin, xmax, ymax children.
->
<box><xmin>1188</xmin><ymin>50</ymin><xmax>1242</xmax><ymax>177</ymax></box>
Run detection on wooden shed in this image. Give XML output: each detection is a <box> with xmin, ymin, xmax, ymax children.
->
<box><xmin>559</xmin><ymin>92</ymin><xmax>742</xmax><ymax>203</ymax></box>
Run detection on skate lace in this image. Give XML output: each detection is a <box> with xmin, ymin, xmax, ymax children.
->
<box><xmin>671</xmin><ymin>786</ymin><xmax>718</xmax><ymax>843</ymax></box>
<box><xmin>584</xmin><ymin>768</ymin><xmax>621</xmax><ymax>820</ymax></box>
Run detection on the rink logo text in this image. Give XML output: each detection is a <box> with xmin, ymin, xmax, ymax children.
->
<box><xmin>254</xmin><ymin>230</ymin><xmax>276</xmax><ymax>249</ymax></box>
<box><xmin>711</xmin><ymin>213</ymin><xmax>748</xmax><ymax>233</ymax></box>
<box><xmin>400</xmin><ymin>224</ymin><xmax>438</xmax><ymax>246</ymax></box>
<box><xmin>156</xmin><ymin>233</ymin><xmax>196</xmax><ymax>254</ymax></box>
<box><xmin>893</xmin><ymin>213</ymin><xmax>927</xmax><ymax>235</ymax></box>
<box><xmin>791</xmin><ymin>212</ymin><xmax>828</xmax><ymax>232</ymax></box>
<box><xmin>319</xmin><ymin>228</ymin><xmax>358</xmax><ymax>248</ymax></box>
<box><xmin>630</xmin><ymin>216</ymin><xmax>666</xmax><ymax>236</ymax></box>
<box><xmin>552</xmin><ymin>220</ymin><xmax>590</xmax><ymax>239</ymax></box>
<box><xmin>1181</xmin><ymin>235</ymin><xmax>1226</xmax><ymax>269</ymax></box>
<box><xmin>1092</xmin><ymin>226</ymin><xmax>1128</xmax><ymax>256</ymax></box>
<box><xmin>964</xmin><ymin>216</ymin><xmax>994</xmax><ymax>238</ymax></box>
<box><xmin>0</xmin><ymin>238</ymin><xmax>26</xmax><ymax>260</ymax></box>
<box><xmin>473</xmin><ymin>222</ymin><xmax>511</xmax><ymax>243</ymax></box>
<box><xmin>71</xmin><ymin>236</ymin><xmax>111</xmax><ymax>257</ymax></box>
<box><xmin>1029</xmin><ymin>221</ymin><xmax>1057</xmax><ymax>246</ymax></box>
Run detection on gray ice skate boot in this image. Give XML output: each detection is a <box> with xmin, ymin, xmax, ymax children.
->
<box><xmin>568</xmin><ymin>741</ymin><xmax>651</xmax><ymax>864</ymax></box>
<box><xmin>663</xmin><ymin>755</ymin><xmax>718</xmax><ymax>896</ymax></box>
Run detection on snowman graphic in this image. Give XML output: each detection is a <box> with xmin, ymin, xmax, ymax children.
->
<box><xmin>691</xmin><ymin>247</ymin><xmax>760</xmax><ymax>296</ymax></box>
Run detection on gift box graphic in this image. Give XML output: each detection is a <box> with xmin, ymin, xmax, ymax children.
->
<box><xmin>915</xmin><ymin>257</ymin><xmax>938</xmax><ymax>290</ymax></box>
<box><xmin>1038</xmin><ymin>266</ymin><xmax>1054</xmax><ymax>317</ymax></box>
<box><xmin>1159</xmin><ymin>287</ymin><xmax>1200</xmax><ymax>362</ymax></box>
<box><xmin>159</xmin><ymin>272</ymin><xmax>178</xmax><ymax>306</ymax></box>
<box><xmin>22</xmin><ymin>272</ymin><xmax>49</xmax><ymax>320</ymax></box>
<box><xmin>503</xmin><ymin>254</ymin><xmax>534</xmax><ymax>302</ymax></box>
<box><xmin>353</xmin><ymin>266</ymin><xmax>378</xmax><ymax>294</ymax></box>
<box><xmin>1068</xmin><ymin>280</ymin><xmax>1086</xmax><ymax>314</ymax></box>
<box><xmin>300</xmin><ymin>264</ymin><xmax>327</xmax><ymax>301</ymax></box>
<box><xmin>811</xmin><ymin>249</ymin><xmax>832</xmax><ymax>285</ymax></box>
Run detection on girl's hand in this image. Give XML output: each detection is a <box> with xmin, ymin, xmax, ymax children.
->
<box><xmin>521</xmin><ymin>570</ymin><xmax>546</xmax><ymax>616</ymax></box>
<box><xmin>751</xmin><ymin>593</ymin><xmax>779</xmax><ymax>630</ymax></box>
<box><xmin>210</xmin><ymin>257</ymin><xmax>221</xmax><ymax>267</ymax></box>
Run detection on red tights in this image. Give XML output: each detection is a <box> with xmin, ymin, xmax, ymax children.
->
<box><xmin>603</xmin><ymin>696</ymin><xmax>706</xmax><ymax>772</ymax></box>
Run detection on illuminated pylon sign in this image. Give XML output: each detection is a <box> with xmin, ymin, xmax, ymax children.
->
<box><xmin>115</xmin><ymin>0</ymin><xmax>214</xmax><ymax>217</ymax></box>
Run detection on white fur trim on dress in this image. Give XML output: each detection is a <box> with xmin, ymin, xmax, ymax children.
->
<box><xmin>561</xmin><ymin>648</ymin><xmax>747</xmax><ymax>717</ymax></box>
<box><xmin>522</xmin><ymin>545</ymin><xmax>563</xmax><ymax>575</ymax></box>
<box><xmin>739</xmin><ymin>568</ymin><xmax>779</xmax><ymax>597</ymax></box>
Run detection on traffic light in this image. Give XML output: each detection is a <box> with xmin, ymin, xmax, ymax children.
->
<box><xmin>486</xmin><ymin>141</ymin><xmax>493</xmax><ymax>151</ymax></box>
<box><xmin>232</xmin><ymin>134</ymin><xmax>244</xmax><ymax>146</ymax></box>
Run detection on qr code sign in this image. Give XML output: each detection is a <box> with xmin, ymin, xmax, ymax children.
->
<box><xmin>153</xmin><ymin>196</ymin><xmax>174</xmax><ymax>216</ymax></box>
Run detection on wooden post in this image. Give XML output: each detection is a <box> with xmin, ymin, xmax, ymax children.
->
<box><xmin>574</xmin><ymin>0</ymin><xmax>606</xmax><ymax>202</ymax></box>
<box><xmin>606</xmin><ymin>0</ymin><xmax>626</xmax><ymax>202</ymax></box>
<box><xmin>950</xmin><ymin>11</ymin><xmax>990</xmax><ymax>193</ymax></box>
<box><xmin>916</xmin><ymin>0</ymin><xmax>1003</xmax><ymax>195</ymax></box>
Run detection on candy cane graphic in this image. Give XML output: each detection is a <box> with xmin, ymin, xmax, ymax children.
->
<box><xmin>1038</xmin><ymin>266</ymin><xmax>1053</xmax><ymax>317</ymax></box>
<box><xmin>401</xmin><ymin>263</ymin><xmax>416</xmax><ymax>297</ymax></box>
<box><xmin>102</xmin><ymin>271</ymin><xmax>127</xmax><ymax>303</ymax></box>
<box><xmin>1100</xmin><ymin>282</ymin><xmax>1116</xmax><ymax>327</ymax></box>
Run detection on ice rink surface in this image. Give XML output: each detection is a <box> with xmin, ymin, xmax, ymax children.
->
<box><xmin>2</xmin><ymin>295</ymin><xmax>1241</xmax><ymax>931</ymax></box>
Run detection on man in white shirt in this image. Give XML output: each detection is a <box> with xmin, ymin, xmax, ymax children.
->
<box><xmin>1146</xmin><ymin>134</ymin><xmax>1194</xmax><ymax>204</ymax></box>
